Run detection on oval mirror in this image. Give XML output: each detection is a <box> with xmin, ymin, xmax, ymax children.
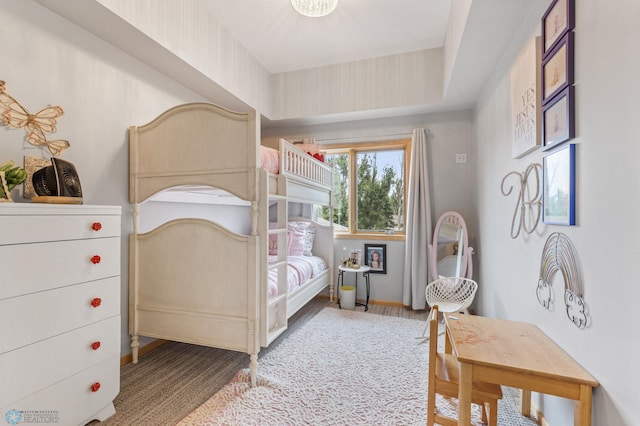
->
<box><xmin>428</xmin><ymin>211</ymin><xmax>474</xmax><ymax>281</ymax></box>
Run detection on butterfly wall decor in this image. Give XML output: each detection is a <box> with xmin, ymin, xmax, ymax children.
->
<box><xmin>0</xmin><ymin>80</ymin><xmax>70</xmax><ymax>157</ymax></box>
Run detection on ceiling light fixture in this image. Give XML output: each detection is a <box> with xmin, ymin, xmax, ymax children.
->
<box><xmin>290</xmin><ymin>0</ymin><xmax>338</xmax><ymax>17</ymax></box>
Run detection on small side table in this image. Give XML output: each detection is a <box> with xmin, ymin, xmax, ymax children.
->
<box><xmin>337</xmin><ymin>265</ymin><xmax>371</xmax><ymax>311</ymax></box>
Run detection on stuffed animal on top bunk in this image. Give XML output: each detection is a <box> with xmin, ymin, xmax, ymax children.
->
<box><xmin>293</xmin><ymin>142</ymin><xmax>325</xmax><ymax>162</ymax></box>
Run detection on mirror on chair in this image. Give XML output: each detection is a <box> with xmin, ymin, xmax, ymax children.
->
<box><xmin>428</xmin><ymin>211</ymin><xmax>474</xmax><ymax>281</ymax></box>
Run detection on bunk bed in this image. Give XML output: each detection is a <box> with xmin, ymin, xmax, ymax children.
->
<box><xmin>128</xmin><ymin>103</ymin><xmax>334</xmax><ymax>386</ymax></box>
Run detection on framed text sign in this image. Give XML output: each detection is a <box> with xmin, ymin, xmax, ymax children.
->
<box><xmin>511</xmin><ymin>37</ymin><xmax>541</xmax><ymax>158</ymax></box>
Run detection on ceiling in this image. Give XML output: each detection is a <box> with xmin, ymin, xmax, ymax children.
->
<box><xmin>199</xmin><ymin>0</ymin><xmax>452</xmax><ymax>74</ymax></box>
<box><xmin>34</xmin><ymin>0</ymin><xmax>539</xmax><ymax>127</ymax></box>
<box><xmin>198</xmin><ymin>0</ymin><xmax>538</xmax><ymax>126</ymax></box>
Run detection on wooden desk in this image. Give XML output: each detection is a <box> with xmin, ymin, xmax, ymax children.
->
<box><xmin>444</xmin><ymin>313</ymin><xmax>598</xmax><ymax>426</ymax></box>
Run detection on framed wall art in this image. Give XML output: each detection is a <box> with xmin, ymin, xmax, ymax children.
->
<box><xmin>364</xmin><ymin>244</ymin><xmax>386</xmax><ymax>274</ymax></box>
<box><xmin>510</xmin><ymin>36</ymin><xmax>541</xmax><ymax>158</ymax></box>
<box><xmin>543</xmin><ymin>143</ymin><xmax>576</xmax><ymax>226</ymax></box>
<box><xmin>542</xmin><ymin>85</ymin><xmax>575</xmax><ymax>150</ymax></box>
<box><xmin>542</xmin><ymin>31</ymin><xmax>574</xmax><ymax>104</ymax></box>
<box><xmin>542</xmin><ymin>0</ymin><xmax>575</xmax><ymax>57</ymax></box>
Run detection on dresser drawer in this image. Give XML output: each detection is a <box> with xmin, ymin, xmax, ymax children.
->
<box><xmin>1</xmin><ymin>355</ymin><xmax>120</xmax><ymax>426</ymax></box>
<box><xmin>1</xmin><ymin>237</ymin><xmax>120</xmax><ymax>299</ymax></box>
<box><xmin>0</xmin><ymin>315</ymin><xmax>119</xmax><ymax>407</ymax></box>
<box><xmin>0</xmin><ymin>277</ymin><xmax>120</xmax><ymax>354</ymax></box>
<box><xmin>0</xmin><ymin>205</ymin><xmax>121</xmax><ymax>246</ymax></box>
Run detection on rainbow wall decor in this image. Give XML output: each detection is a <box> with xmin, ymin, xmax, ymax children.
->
<box><xmin>536</xmin><ymin>232</ymin><xmax>590</xmax><ymax>328</ymax></box>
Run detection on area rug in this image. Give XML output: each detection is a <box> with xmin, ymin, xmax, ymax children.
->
<box><xmin>178</xmin><ymin>307</ymin><xmax>537</xmax><ymax>426</ymax></box>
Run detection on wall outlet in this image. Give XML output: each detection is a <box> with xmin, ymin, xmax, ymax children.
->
<box><xmin>456</xmin><ymin>153</ymin><xmax>467</xmax><ymax>164</ymax></box>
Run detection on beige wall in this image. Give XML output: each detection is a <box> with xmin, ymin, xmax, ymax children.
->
<box><xmin>0</xmin><ymin>0</ymin><xmax>208</xmax><ymax>356</ymax></box>
<box><xmin>474</xmin><ymin>1</ymin><xmax>640</xmax><ymax>424</ymax></box>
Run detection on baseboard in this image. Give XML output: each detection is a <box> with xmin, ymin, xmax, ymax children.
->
<box><xmin>320</xmin><ymin>290</ymin><xmax>424</xmax><ymax>309</ymax></box>
<box><xmin>319</xmin><ymin>293</ymin><xmax>410</xmax><ymax>309</ymax></box>
<box><xmin>369</xmin><ymin>299</ymin><xmax>408</xmax><ymax>308</ymax></box>
<box><xmin>120</xmin><ymin>339</ymin><xmax>168</xmax><ymax>366</ymax></box>
<box><xmin>531</xmin><ymin>397</ymin><xmax>549</xmax><ymax>426</ymax></box>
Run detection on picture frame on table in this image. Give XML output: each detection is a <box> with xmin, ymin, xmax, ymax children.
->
<box><xmin>542</xmin><ymin>0</ymin><xmax>575</xmax><ymax>58</ymax></box>
<box><xmin>347</xmin><ymin>248</ymin><xmax>362</xmax><ymax>266</ymax></box>
<box><xmin>364</xmin><ymin>244</ymin><xmax>387</xmax><ymax>274</ymax></box>
<box><xmin>542</xmin><ymin>86</ymin><xmax>575</xmax><ymax>150</ymax></box>
<box><xmin>543</xmin><ymin>143</ymin><xmax>576</xmax><ymax>226</ymax></box>
<box><xmin>23</xmin><ymin>156</ymin><xmax>50</xmax><ymax>199</ymax></box>
<box><xmin>542</xmin><ymin>31</ymin><xmax>574</xmax><ymax>105</ymax></box>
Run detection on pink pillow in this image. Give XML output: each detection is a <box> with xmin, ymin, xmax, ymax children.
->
<box><xmin>260</xmin><ymin>146</ymin><xmax>280</xmax><ymax>174</ymax></box>
<box><xmin>287</xmin><ymin>221</ymin><xmax>316</xmax><ymax>256</ymax></box>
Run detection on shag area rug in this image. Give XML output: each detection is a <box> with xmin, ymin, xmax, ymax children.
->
<box><xmin>178</xmin><ymin>307</ymin><xmax>538</xmax><ymax>426</ymax></box>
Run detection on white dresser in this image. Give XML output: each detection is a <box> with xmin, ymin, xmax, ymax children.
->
<box><xmin>0</xmin><ymin>204</ymin><xmax>121</xmax><ymax>425</ymax></box>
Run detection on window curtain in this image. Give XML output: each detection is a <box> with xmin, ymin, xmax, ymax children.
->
<box><xmin>402</xmin><ymin>128</ymin><xmax>432</xmax><ymax>309</ymax></box>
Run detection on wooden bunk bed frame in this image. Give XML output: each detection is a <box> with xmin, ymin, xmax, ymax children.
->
<box><xmin>128</xmin><ymin>103</ymin><xmax>334</xmax><ymax>386</ymax></box>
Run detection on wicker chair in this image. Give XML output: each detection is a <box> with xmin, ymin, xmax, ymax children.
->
<box><xmin>425</xmin><ymin>277</ymin><xmax>478</xmax><ymax>315</ymax></box>
<box><xmin>419</xmin><ymin>277</ymin><xmax>477</xmax><ymax>341</ymax></box>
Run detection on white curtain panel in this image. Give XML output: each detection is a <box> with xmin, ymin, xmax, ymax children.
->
<box><xmin>402</xmin><ymin>128</ymin><xmax>432</xmax><ymax>309</ymax></box>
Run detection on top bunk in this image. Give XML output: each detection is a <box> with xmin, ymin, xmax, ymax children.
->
<box><xmin>129</xmin><ymin>102</ymin><xmax>332</xmax><ymax>206</ymax></box>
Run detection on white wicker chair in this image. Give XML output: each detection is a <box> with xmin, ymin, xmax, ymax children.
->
<box><xmin>425</xmin><ymin>277</ymin><xmax>478</xmax><ymax>314</ymax></box>
<box><xmin>419</xmin><ymin>277</ymin><xmax>478</xmax><ymax>341</ymax></box>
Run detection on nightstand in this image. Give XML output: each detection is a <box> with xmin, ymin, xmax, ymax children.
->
<box><xmin>337</xmin><ymin>265</ymin><xmax>371</xmax><ymax>311</ymax></box>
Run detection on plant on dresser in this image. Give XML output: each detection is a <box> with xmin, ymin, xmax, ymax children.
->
<box><xmin>0</xmin><ymin>204</ymin><xmax>121</xmax><ymax>425</ymax></box>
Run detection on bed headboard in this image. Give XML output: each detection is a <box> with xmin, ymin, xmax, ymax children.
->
<box><xmin>129</xmin><ymin>103</ymin><xmax>259</xmax><ymax>204</ymax></box>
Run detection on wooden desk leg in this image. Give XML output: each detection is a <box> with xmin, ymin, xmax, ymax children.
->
<box><xmin>458</xmin><ymin>362</ymin><xmax>472</xmax><ymax>426</ymax></box>
<box><xmin>575</xmin><ymin>384</ymin><xmax>592</xmax><ymax>426</ymax></box>
<box><xmin>519</xmin><ymin>389</ymin><xmax>531</xmax><ymax>416</ymax></box>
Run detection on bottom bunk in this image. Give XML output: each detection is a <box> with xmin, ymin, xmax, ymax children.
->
<box><xmin>264</xmin><ymin>255</ymin><xmax>331</xmax><ymax>344</ymax></box>
<box><xmin>129</xmin><ymin>215</ymin><xmax>333</xmax><ymax>386</ymax></box>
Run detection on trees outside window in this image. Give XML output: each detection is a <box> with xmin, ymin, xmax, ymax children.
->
<box><xmin>321</xmin><ymin>139</ymin><xmax>408</xmax><ymax>236</ymax></box>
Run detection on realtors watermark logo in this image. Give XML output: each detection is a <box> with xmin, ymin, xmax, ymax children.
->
<box><xmin>5</xmin><ymin>410</ymin><xmax>59</xmax><ymax>424</ymax></box>
<box><xmin>5</xmin><ymin>410</ymin><xmax>21</xmax><ymax>425</ymax></box>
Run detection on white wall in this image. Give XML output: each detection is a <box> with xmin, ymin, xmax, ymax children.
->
<box><xmin>267</xmin><ymin>111</ymin><xmax>476</xmax><ymax>304</ymax></box>
<box><xmin>271</xmin><ymin>49</ymin><xmax>444</xmax><ymax>120</ymax></box>
<box><xmin>474</xmin><ymin>0</ymin><xmax>640</xmax><ymax>424</ymax></box>
<box><xmin>0</xmin><ymin>0</ymin><xmax>209</xmax><ymax>355</ymax></box>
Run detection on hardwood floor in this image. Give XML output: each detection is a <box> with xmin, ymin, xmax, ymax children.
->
<box><xmin>94</xmin><ymin>297</ymin><xmax>426</xmax><ymax>425</ymax></box>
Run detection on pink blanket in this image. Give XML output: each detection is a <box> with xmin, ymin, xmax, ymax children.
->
<box><xmin>267</xmin><ymin>255</ymin><xmax>328</xmax><ymax>297</ymax></box>
<box><xmin>260</xmin><ymin>146</ymin><xmax>279</xmax><ymax>174</ymax></box>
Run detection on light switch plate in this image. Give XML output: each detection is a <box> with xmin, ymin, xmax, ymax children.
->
<box><xmin>455</xmin><ymin>153</ymin><xmax>467</xmax><ymax>164</ymax></box>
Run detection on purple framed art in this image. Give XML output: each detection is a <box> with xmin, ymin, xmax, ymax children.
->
<box><xmin>542</xmin><ymin>0</ymin><xmax>575</xmax><ymax>58</ymax></box>
<box><xmin>542</xmin><ymin>85</ymin><xmax>575</xmax><ymax>150</ymax></box>
<box><xmin>541</xmin><ymin>31</ymin><xmax>574</xmax><ymax>105</ymax></box>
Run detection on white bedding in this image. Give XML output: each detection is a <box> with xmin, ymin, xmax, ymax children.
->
<box><xmin>268</xmin><ymin>255</ymin><xmax>328</xmax><ymax>297</ymax></box>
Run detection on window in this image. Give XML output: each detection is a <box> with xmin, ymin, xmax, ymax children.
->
<box><xmin>321</xmin><ymin>139</ymin><xmax>409</xmax><ymax>237</ymax></box>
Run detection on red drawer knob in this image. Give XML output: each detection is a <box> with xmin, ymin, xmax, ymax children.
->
<box><xmin>91</xmin><ymin>255</ymin><xmax>101</xmax><ymax>264</ymax></box>
<box><xmin>91</xmin><ymin>341</ymin><xmax>101</xmax><ymax>350</ymax></box>
<box><xmin>91</xmin><ymin>297</ymin><xmax>102</xmax><ymax>308</ymax></box>
<box><xmin>90</xmin><ymin>382</ymin><xmax>101</xmax><ymax>392</ymax></box>
<box><xmin>91</xmin><ymin>222</ymin><xmax>102</xmax><ymax>231</ymax></box>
